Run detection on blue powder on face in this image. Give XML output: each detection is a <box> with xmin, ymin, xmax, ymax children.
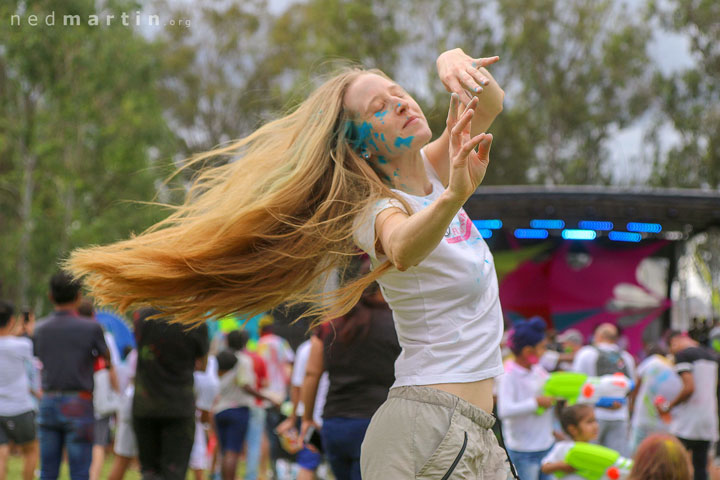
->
<box><xmin>373</xmin><ymin>132</ymin><xmax>379</xmax><ymax>138</ymax></box>
<box><xmin>377</xmin><ymin>156</ymin><xmax>388</xmax><ymax>164</ymax></box>
<box><xmin>345</xmin><ymin>120</ymin><xmax>374</xmax><ymax>151</ymax></box>
<box><xmin>392</xmin><ymin>169</ymin><xmax>399</xmax><ymax>177</ymax></box>
<box><xmin>374</xmin><ymin>110</ymin><xmax>388</xmax><ymax>120</ymax></box>
<box><xmin>394</xmin><ymin>136</ymin><xmax>413</xmax><ymax>148</ymax></box>
<box><xmin>380</xmin><ymin>133</ymin><xmax>386</xmax><ymax>141</ymax></box>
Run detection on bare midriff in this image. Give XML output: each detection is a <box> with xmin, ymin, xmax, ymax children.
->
<box><xmin>426</xmin><ymin>377</ymin><xmax>495</xmax><ymax>413</ymax></box>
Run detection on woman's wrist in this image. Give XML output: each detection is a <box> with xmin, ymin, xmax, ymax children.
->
<box><xmin>440</xmin><ymin>188</ymin><xmax>468</xmax><ymax>211</ymax></box>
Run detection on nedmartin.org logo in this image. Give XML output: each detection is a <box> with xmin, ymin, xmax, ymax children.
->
<box><xmin>9</xmin><ymin>11</ymin><xmax>191</xmax><ymax>28</ymax></box>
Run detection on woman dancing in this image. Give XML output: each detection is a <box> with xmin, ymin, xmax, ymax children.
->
<box><xmin>68</xmin><ymin>47</ymin><xmax>513</xmax><ymax>478</ymax></box>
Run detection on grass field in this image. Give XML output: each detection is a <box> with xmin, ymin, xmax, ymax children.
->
<box><xmin>7</xmin><ymin>453</ymin><xmax>142</xmax><ymax>479</ymax></box>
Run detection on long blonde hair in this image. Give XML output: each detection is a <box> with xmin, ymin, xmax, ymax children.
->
<box><xmin>66</xmin><ymin>67</ymin><xmax>413</xmax><ymax>327</ymax></box>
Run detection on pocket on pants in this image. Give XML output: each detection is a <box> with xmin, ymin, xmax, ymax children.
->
<box><xmin>416</xmin><ymin>410</ymin><xmax>470</xmax><ymax>479</ymax></box>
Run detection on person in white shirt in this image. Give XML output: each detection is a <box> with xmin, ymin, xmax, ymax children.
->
<box><xmin>190</xmin><ymin>364</ymin><xmax>220</xmax><ymax>480</ymax></box>
<box><xmin>657</xmin><ymin>331</ymin><xmax>719</xmax><ymax>480</ymax></box>
<box><xmin>541</xmin><ymin>404</ymin><xmax>599</xmax><ymax>480</ymax></box>
<box><xmin>627</xmin><ymin>345</ymin><xmax>683</xmax><ymax>454</ymax></box>
<box><xmin>571</xmin><ymin>323</ymin><xmax>636</xmax><ymax>456</ymax></box>
<box><xmin>0</xmin><ymin>301</ymin><xmax>38</xmax><ymax>480</ymax></box>
<box><xmin>498</xmin><ymin>317</ymin><xmax>555</xmax><ymax>480</ymax></box>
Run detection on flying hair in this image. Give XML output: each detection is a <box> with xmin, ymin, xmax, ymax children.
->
<box><xmin>65</xmin><ymin>66</ymin><xmax>414</xmax><ymax>327</ymax></box>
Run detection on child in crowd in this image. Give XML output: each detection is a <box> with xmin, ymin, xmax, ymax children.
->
<box><xmin>628</xmin><ymin>433</ymin><xmax>691</xmax><ymax>480</ymax></box>
<box><xmin>213</xmin><ymin>350</ymin><xmax>254</xmax><ymax>480</ymax></box>
<box><xmin>497</xmin><ymin>316</ymin><xmax>555</xmax><ymax>480</ymax></box>
<box><xmin>541</xmin><ymin>404</ymin><xmax>599</xmax><ymax>479</ymax></box>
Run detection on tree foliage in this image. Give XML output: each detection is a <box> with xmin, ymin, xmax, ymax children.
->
<box><xmin>647</xmin><ymin>0</ymin><xmax>720</xmax><ymax>188</ymax></box>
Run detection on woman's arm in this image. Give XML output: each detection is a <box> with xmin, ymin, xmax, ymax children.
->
<box><xmin>300</xmin><ymin>336</ymin><xmax>325</xmax><ymax>438</ymax></box>
<box><xmin>376</xmin><ymin>100</ymin><xmax>493</xmax><ymax>270</ymax></box>
<box><xmin>425</xmin><ymin>48</ymin><xmax>505</xmax><ymax>186</ymax></box>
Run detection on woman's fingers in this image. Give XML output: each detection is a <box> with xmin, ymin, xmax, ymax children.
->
<box><xmin>460</xmin><ymin>96</ymin><xmax>479</xmax><ymax>116</ymax></box>
<box><xmin>467</xmin><ymin>67</ymin><xmax>490</xmax><ymax>87</ymax></box>
<box><xmin>476</xmin><ymin>133</ymin><xmax>493</xmax><ymax>159</ymax></box>
<box><xmin>461</xmin><ymin>133</ymin><xmax>485</xmax><ymax>155</ymax></box>
<box><xmin>451</xmin><ymin>108</ymin><xmax>475</xmax><ymax>139</ymax></box>
<box><xmin>459</xmin><ymin>72</ymin><xmax>481</xmax><ymax>101</ymax></box>
<box><xmin>446</xmin><ymin>92</ymin><xmax>460</xmax><ymax>129</ymax></box>
<box><xmin>473</xmin><ymin>56</ymin><xmax>500</xmax><ymax>68</ymax></box>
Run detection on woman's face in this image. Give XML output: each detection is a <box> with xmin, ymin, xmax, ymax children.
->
<box><xmin>343</xmin><ymin>73</ymin><xmax>432</xmax><ymax>162</ymax></box>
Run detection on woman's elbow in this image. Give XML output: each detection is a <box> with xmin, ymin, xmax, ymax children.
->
<box><xmin>490</xmin><ymin>88</ymin><xmax>505</xmax><ymax>116</ymax></box>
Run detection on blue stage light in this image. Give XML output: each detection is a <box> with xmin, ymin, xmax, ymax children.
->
<box><xmin>472</xmin><ymin>219</ymin><xmax>503</xmax><ymax>230</ymax></box>
<box><xmin>514</xmin><ymin>229</ymin><xmax>549</xmax><ymax>239</ymax></box>
<box><xmin>578</xmin><ymin>220</ymin><xmax>614</xmax><ymax>231</ymax></box>
<box><xmin>627</xmin><ymin>222</ymin><xmax>662</xmax><ymax>233</ymax></box>
<box><xmin>609</xmin><ymin>231</ymin><xmax>642</xmax><ymax>242</ymax></box>
<box><xmin>478</xmin><ymin>229</ymin><xmax>493</xmax><ymax>239</ymax></box>
<box><xmin>561</xmin><ymin>229</ymin><xmax>597</xmax><ymax>240</ymax></box>
<box><xmin>530</xmin><ymin>219</ymin><xmax>565</xmax><ymax>229</ymax></box>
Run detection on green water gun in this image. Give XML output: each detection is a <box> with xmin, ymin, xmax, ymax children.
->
<box><xmin>559</xmin><ymin>442</ymin><xmax>633</xmax><ymax>480</ymax></box>
<box><xmin>537</xmin><ymin>371</ymin><xmax>634</xmax><ymax>414</ymax></box>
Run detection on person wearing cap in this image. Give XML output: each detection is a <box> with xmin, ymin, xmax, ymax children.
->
<box><xmin>556</xmin><ymin>329</ymin><xmax>584</xmax><ymax>371</ymax></box>
<box><xmin>497</xmin><ymin>317</ymin><xmax>555</xmax><ymax>480</ymax></box>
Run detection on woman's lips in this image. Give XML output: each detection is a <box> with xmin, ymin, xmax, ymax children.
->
<box><xmin>403</xmin><ymin>116</ymin><xmax>418</xmax><ymax>128</ymax></box>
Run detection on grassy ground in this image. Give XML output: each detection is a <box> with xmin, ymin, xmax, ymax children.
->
<box><xmin>5</xmin><ymin>453</ymin><xmax>257</xmax><ymax>479</ymax></box>
<box><xmin>7</xmin><ymin>453</ymin><xmax>139</xmax><ymax>479</ymax></box>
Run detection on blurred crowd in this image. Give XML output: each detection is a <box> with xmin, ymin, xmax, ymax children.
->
<box><xmin>2</xmin><ymin>271</ymin><xmax>720</xmax><ymax>480</ymax></box>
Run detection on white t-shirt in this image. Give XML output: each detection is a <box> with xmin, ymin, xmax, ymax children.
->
<box><xmin>497</xmin><ymin>360</ymin><xmax>555</xmax><ymax>452</ymax></box>
<box><xmin>541</xmin><ymin>441</ymin><xmax>585</xmax><ymax>480</ymax></box>
<box><xmin>192</xmin><ymin>371</ymin><xmax>219</xmax><ymax>471</ymax></box>
<box><xmin>630</xmin><ymin>354</ymin><xmax>682</xmax><ymax>430</ymax></box>
<box><xmin>213</xmin><ymin>352</ymin><xmax>257</xmax><ymax>413</ymax></box>
<box><xmin>571</xmin><ymin>343</ymin><xmax>636</xmax><ymax>421</ymax></box>
<box><xmin>0</xmin><ymin>336</ymin><xmax>35</xmax><ymax>416</ymax></box>
<box><xmin>291</xmin><ymin>340</ymin><xmax>329</xmax><ymax>426</ymax></box>
<box><xmin>670</xmin><ymin>346</ymin><xmax>719</xmax><ymax>441</ymax></box>
<box><xmin>353</xmin><ymin>150</ymin><xmax>504</xmax><ymax>387</ymax></box>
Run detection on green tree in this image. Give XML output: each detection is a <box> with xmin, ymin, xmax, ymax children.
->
<box><xmin>648</xmin><ymin>0</ymin><xmax>720</xmax><ymax>188</ymax></box>
<box><xmin>0</xmin><ymin>0</ymin><xmax>178</xmax><ymax>310</ymax></box>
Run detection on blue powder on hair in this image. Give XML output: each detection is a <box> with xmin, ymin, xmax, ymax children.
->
<box><xmin>394</xmin><ymin>136</ymin><xmax>413</xmax><ymax>148</ymax></box>
<box><xmin>345</xmin><ymin>121</ymin><xmax>373</xmax><ymax>150</ymax></box>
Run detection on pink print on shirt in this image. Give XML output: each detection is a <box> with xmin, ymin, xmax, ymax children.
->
<box><xmin>445</xmin><ymin>211</ymin><xmax>474</xmax><ymax>244</ymax></box>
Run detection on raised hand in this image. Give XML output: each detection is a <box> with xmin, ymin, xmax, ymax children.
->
<box><xmin>437</xmin><ymin>48</ymin><xmax>500</xmax><ymax>104</ymax></box>
<box><xmin>446</xmin><ymin>93</ymin><xmax>493</xmax><ymax>202</ymax></box>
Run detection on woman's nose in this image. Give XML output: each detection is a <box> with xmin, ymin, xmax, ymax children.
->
<box><xmin>395</xmin><ymin>100</ymin><xmax>407</xmax><ymax>115</ymax></box>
